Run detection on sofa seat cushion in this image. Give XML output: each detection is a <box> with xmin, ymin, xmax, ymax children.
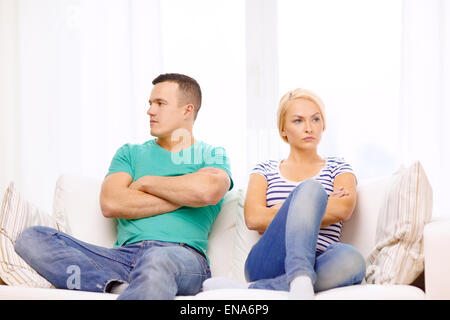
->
<box><xmin>0</xmin><ymin>285</ymin><xmax>118</xmax><ymax>300</ymax></box>
<box><xmin>0</xmin><ymin>282</ymin><xmax>424</xmax><ymax>300</ymax></box>
<box><xmin>315</xmin><ymin>284</ymin><xmax>424</xmax><ymax>300</ymax></box>
<box><xmin>194</xmin><ymin>284</ymin><xmax>424</xmax><ymax>300</ymax></box>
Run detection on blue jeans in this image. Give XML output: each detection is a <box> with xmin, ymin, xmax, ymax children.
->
<box><xmin>14</xmin><ymin>226</ymin><xmax>210</xmax><ymax>299</ymax></box>
<box><xmin>244</xmin><ymin>179</ymin><xmax>366</xmax><ymax>292</ymax></box>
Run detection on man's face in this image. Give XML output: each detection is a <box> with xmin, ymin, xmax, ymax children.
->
<box><xmin>147</xmin><ymin>81</ymin><xmax>186</xmax><ymax>139</ymax></box>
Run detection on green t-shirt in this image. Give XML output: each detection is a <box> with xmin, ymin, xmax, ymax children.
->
<box><xmin>106</xmin><ymin>139</ymin><xmax>234</xmax><ymax>260</ymax></box>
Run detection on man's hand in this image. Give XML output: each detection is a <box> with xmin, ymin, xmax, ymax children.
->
<box><xmin>129</xmin><ymin>178</ymin><xmax>147</xmax><ymax>192</ymax></box>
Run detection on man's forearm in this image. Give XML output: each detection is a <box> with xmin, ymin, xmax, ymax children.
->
<box><xmin>131</xmin><ymin>170</ymin><xmax>228</xmax><ymax>207</ymax></box>
<box><xmin>101</xmin><ymin>186</ymin><xmax>181</xmax><ymax>220</ymax></box>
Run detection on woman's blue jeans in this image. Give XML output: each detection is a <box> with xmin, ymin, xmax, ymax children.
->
<box><xmin>14</xmin><ymin>226</ymin><xmax>210</xmax><ymax>299</ymax></box>
<box><xmin>244</xmin><ymin>179</ymin><xmax>366</xmax><ymax>292</ymax></box>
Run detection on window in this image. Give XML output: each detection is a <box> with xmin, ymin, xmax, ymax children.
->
<box><xmin>278</xmin><ymin>0</ymin><xmax>403</xmax><ymax>179</ymax></box>
<box><xmin>160</xmin><ymin>0</ymin><xmax>247</xmax><ymax>187</ymax></box>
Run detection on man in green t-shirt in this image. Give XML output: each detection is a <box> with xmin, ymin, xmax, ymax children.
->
<box><xmin>15</xmin><ymin>73</ymin><xmax>233</xmax><ymax>299</ymax></box>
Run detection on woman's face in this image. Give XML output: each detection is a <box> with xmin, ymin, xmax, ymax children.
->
<box><xmin>281</xmin><ymin>98</ymin><xmax>325</xmax><ymax>150</ymax></box>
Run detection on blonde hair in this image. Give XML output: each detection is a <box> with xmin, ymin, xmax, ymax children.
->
<box><xmin>277</xmin><ymin>88</ymin><xmax>326</xmax><ymax>143</ymax></box>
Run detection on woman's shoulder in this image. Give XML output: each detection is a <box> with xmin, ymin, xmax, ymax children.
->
<box><xmin>324</xmin><ymin>156</ymin><xmax>355</xmax><ymax>175</ymax></box>
<box><xmin>253</xmin><ymin>159</ymin><xmax>280</xmax><ymax>170</ymax></box>
<box><xmin>251</xmin><ymin>159</ymin><xmax>281</xmax><ymax>177</ymax></box>
<box><xmin>325</xmin><ymin>156</ymin><xmax>351</xmax><ymax>166</ymax></box>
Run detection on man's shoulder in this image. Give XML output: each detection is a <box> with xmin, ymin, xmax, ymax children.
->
<box><xmin>194</xmin><ymin>140</ymin><xmax>224</xmax><ymax>150</ymax></box>
<box><xmin>117</xmin><ymin>139</ymin><xmax>155</xmax><ymax>153</ymax></box>
<box><xmin>193</xmin><ymin>140</ymin><xmax>229</xmax><ymax>158</ymax></box>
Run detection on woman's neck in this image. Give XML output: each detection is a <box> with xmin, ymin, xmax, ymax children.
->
<box><xmin>285</xmin><ymin>148</ymin><xmax>323</xmax><ymax>166</ymax></box>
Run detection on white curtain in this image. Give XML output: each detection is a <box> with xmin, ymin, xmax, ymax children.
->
<box><xmin>400</xmin><ymin>0</ymin><xmax>450</xmax><ymax>218</ymax></box>
<box><xmin>0</xmin><ymin>0</ymin><xmax>247</xmax><ymax>212</ymax></box>
<box><xmin>159</xmin><ymin>0</ymin><xmax>247</xmax><ymax>190</ymax></box>
<box><xmin>0</xmin><ymin>0</ymin><xmax>163</xmax><ymax>211</ymax></box>
<box><xmin>1</xmin><ymin>0</ymin><xmax>449</xmax><ymax>219</ymax></box>
<box><xmin>277</xmin><ymin>0</ymin><xmax>403</xmax><ymax>178</ymax></box>
<box><xmin>0</xmin><ymin>0</ymin><xmax>20</xmax><ymax>196</ymax></box>
<box><xmin>274</xmin><ymin>0</ymin><xmax>450</xmax><ymax>218</ymax></box>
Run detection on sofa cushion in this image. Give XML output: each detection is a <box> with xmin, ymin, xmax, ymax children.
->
<box><xmin>0</xmin><ymin>284</ymin><xmax>117</xmax><ymax>300</ymax></box>
<box><xmin>0</xmin><ymin>182</ymin><xmax>64</xmax><ymax>287</ymax></box>
<box><xmin>194</xmin><ymin>284</ymin><xmax>424</xmax><ymax>300</ymax></box>
<box><xmin>231</xmin><ymin>176</ymin><xmax>395</xmax><ymax>284</ymax></box>
<box><xmin>53</xmin><ymin>174</ymin><xmax>244</xmax><ymax>274</ymax></box>
<box><xmin>365</xmin><ymin>161</ymin><xmax>433</xmax><ymax>284</ymax></box>
<box><xmin>231</xmin><ymin>189</ymin><xmax>260</xmax><ymax>283</ymax></box>
<box><xmin>53</xmin><ymin>174</ymin><xmax>117</xmax><ymax>248</ymax></box>
<box><xmin>207</xmin><ymin>189</ymin><xmax>241</xmax><ymax>277</ymax></box>
<box><xmin>340</xmin><ymin>175</ymin><xmax>395</xmax><ymax>259</ymax></box>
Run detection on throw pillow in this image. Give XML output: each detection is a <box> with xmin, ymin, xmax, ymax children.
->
<box><xmin>207</xmin><ymin>188</ymin><xmax>241</xmax><ymax>277</ymax></box>
<box><xmin>365</xmin><ymin>161</ymin><xmax>433</xmax><ymax>284</ymax></box>
<box><xmin>52</xmin><ymin>174</ymin><xmax>116</xmax><ymax>247</ymax></box>
<box><xmin>0</xmin><ymin>182</ymin><xmax>67</xmax><ymax>287</ymax></box>
<box><xmin>231</xmin><ymin>188</ymin><xmax>261</xmax><ymax>283</ymax></box>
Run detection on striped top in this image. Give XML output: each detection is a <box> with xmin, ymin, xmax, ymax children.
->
<box><xmin>251</xmin><ymin>157</ymin><xmax>355</xmax><ymax>254</ymax></box>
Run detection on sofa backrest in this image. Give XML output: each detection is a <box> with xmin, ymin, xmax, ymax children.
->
<box><xmin>53</xmin><ymin>174</ymin><xmax>394</xmax><ymax>282</ymax></box>
<box><xmin>340</xmin><ymin>175</ymin><xmax>394</xmax><ymax>258</ymax></box>
<box><xmin>53</xmin><ymin>174</ymin><xmax>117</xmax><ymax>248</ymax></box>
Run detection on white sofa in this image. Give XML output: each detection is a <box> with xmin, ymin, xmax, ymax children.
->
<box><xmin>0</xmin><ymin>173</ymin><xmax>449</xmax><ymax>300</ymax></box>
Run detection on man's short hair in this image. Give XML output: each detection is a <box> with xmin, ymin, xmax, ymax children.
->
<box><xmin>152</xmin><ymin>73</ymin><xmax>202</xmax><ymax>120</ymax></box>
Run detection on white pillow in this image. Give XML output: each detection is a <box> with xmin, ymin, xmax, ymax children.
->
<box><xmin>52</xmin><ymin>174</ymin><xmax>116</xmax><ymax>248</ymax></box>
<box><xmin>231</xmin><ymin>188</ymin><xmax>260</xmax><ymax>283</ymax></box>
<box><xmin>341</xmin><ymin>175</ymin><xmax>395</xmax><ymax>259</ymax></box>
<box><xmin>0</xmin><ymin>182</ymin><xmax>67</xmax><ymax>287</ymax></box>
<box><xmin>365</xmin><ymin>161</ymin><xmax>433</xmax><ymax>284</ymax></box>
<box><xmin>207</xmin><ymin>189</ymin><xmax>241</xmax><ymax>277</ymax></box>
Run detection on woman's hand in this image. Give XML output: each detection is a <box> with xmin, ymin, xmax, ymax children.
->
<box><xmin>329</xmin><ymin>186</ymin><xmax>350</xmax><ymax>199</ymax></box>
<box><xmin>320</xmin><ymin>173</ymin><xmax>357</xmax><ymax>228</ymax></box>
<box><xmin>271</xmin><ymin>201</ymin><xmax>284</xmax><ymax>212</ymax></box>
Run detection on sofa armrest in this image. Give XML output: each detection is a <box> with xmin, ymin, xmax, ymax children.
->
<box><xmin>424</xmin><ymin>218</ymin><xmax>450</xmax><ymax>299</ymax></box>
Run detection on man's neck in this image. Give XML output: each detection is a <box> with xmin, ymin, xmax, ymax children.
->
<box><xmin>155</xmin><ymin>134</ymin><xmax>195</xmax><ymax>153</ymax></box>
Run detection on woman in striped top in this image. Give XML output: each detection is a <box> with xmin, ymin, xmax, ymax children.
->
<box><xmin>203</xmin><ymin>88</ymin><xmax>366</xmax><ymax>299</ymax></box>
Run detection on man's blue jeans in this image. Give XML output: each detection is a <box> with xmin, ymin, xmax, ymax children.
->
<box><xmin>14</xmin><ymin>226</ymin><xmax>210</xmax><ymax>299</ymax></box>
<box><xmin>244</xmin><ymin>179</ymin><xmax>366</xmax><ymax>292</ymax></box>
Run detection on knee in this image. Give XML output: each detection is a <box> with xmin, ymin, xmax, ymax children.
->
<box><xmin>14</xmin><ymin>226</ymin><xmax>54</xmax><ymax>258</ymax></box>
<box><xmin>138</xmin><ymin>248</ymin><xmax>180</xmax><ymax>276</ymax></box>
<box><xmin>341</xmin><ymin>244</ymin><xmax>366</xmax><ymax>283</ymax></box>
<box><xmin>128</xmin><ymin>248</ymin><xmax>181</xmax><ymax>292</ymax></box>
<box><xmin>293</xmin><ymin>179</ymin><xmax>327</xmax><ymax>200</ymax></box>
<box><xmin>289</xmin><ymin>179</ymin><xmax>328</xmax><ymax>219</ymax></box>
<box><xmin>314</xmin><ymin>244</ymin><xmax>367</xmax><ymax>292</ymax></box>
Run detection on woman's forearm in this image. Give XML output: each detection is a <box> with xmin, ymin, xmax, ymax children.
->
<box><xmin>320</xmin><ymin>196</ymin><xmax>355</xmax><ymax>228</ymax></box>
<box><xmin>244</xmin><ymin>205</ymin><xmax>279</xmax><ymax>233</ymax></box>
<box><xmin>247</xmin><ymin>196</ymin><xmax>354</xmax><ymax>232</ymax></box>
